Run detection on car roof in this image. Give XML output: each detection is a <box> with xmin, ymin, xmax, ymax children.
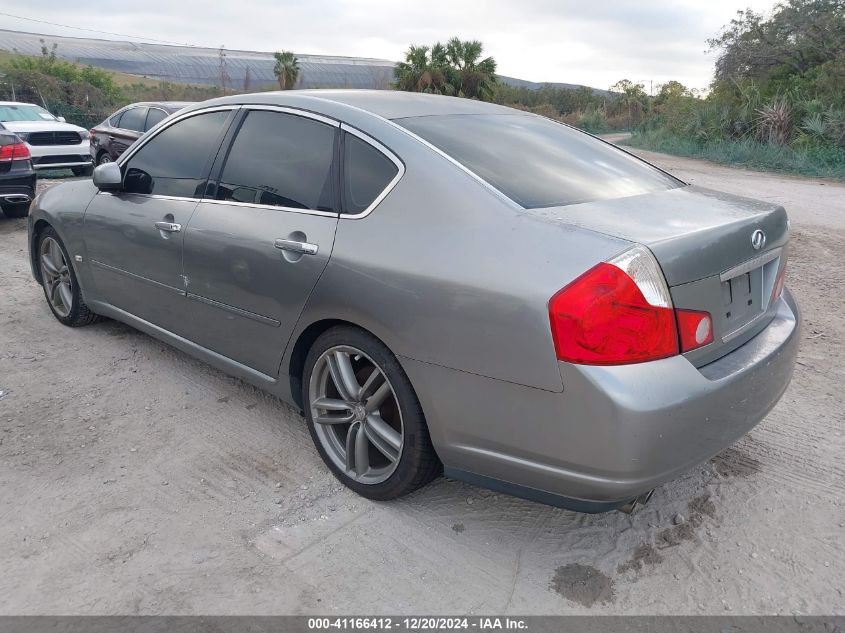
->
<box><xmin>0</xmin><ymin>101</ymin><xmax>41</xmax><ymax>107</ymax></box>
<box><xmin>121</xmin><ymin>101</ymin><xmax>195</xmax><ymax>111</ymax></box>
<box><xmin>204</xmin><ymin>90</ymin><xmax>517</xmax><ymax>121</ymax></box>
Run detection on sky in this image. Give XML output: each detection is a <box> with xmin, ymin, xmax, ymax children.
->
<box><xmin>0</xmin><ymin>0</ymin><xmax>780</xmax><ymax>92</ymax></box>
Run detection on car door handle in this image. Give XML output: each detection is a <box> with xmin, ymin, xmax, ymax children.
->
<box><xmin>154</xmin><ymin>221</ymin><xmax>182</xmax><ymax>233</ymax></box>
<box><xmin>274</xmin><ymin>239</ymin><xmax>319</xmax><ymax>255</ymax></box>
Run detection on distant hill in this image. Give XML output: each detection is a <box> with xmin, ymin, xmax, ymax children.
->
<box><xmin>0</xmin><ymin>29</ymin><xmax>606</xmax><ymax>94</ymax></box>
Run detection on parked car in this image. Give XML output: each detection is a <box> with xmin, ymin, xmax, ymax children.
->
<box><xmin>90</xmin><ymin>102</ymin><xmax>193</xmax><ymax>165</ymax></box>
<box><xmin>27</xmin><ymin>91</ymin><xmax>800</xmax><ymax>513</ymax></box>
<box><xmin>0</xmin><ymin>124</ymin><xmax>36</xmax><ymax>218</ymax></box>
<box><xmin>0</xmin><ymin>102</ymin><xmax>93</xmax><ymax>176</ymax></box>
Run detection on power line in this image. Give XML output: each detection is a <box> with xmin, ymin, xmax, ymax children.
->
<box><xmin>0</xmin><ymin>11</ymin><xmax>194</xmax><ymax>46</ymax></box>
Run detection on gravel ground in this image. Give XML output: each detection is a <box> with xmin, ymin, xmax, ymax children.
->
<box><xmin>0</xmin><ymin>151</ymin><xmax>843</xmax><ymax>615</ymax></box>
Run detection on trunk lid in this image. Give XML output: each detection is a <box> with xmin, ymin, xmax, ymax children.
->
<box><xmin>527</xmin><ymin>185</ymin><xmax>790</xmax><ymax>366</ymax></box>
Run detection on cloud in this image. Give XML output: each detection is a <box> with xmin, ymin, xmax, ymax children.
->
<box><xmin>0</xmin><ymin>0</ymin><xmax>779</xmax><ymax>90</ymax></box>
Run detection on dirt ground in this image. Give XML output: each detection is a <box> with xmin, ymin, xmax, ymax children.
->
<box><xmin>0</xmin><ymin>153</ymin><xmax>843</xmax><ymax>615</ymax></box>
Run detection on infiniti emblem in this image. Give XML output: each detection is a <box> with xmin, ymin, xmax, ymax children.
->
<box><xmin>751</xmin><ymin>229</ymin><xmax>766</xmax><ymax>251</ymax></box>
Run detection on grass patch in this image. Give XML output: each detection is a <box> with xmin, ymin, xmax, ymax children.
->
<box><xmin>624</xmin><ymin>128</ymin><xmax>845</xmax><ymax>181</ymax></box>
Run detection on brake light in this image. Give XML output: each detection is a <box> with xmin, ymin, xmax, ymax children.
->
<box><xmin>676</xmin><ymin>309</ymin><xmax>713</xmax><ymax>352</ymax></box>
<box><xmin>549</xmin><ymin>246</ymin><xmax>679</xmax><ymax>365</ymax></box>
<box><xmin>0</xmin><ymin>142</ymin><xmax>31</xmax><ymax>161</ymax></box>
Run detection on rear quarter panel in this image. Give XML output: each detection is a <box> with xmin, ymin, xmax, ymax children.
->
<box><xmin>287</xmin><ymin>117</ymin><xmax>632</xmax><ymax>393</ymax></box>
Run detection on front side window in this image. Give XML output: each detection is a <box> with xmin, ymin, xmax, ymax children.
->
<box><xmin>123</xmin><ymin>110</ymin><xmax>230</xmax><ymax>197</ymax></box>
<box><xmin>119</xmin><ymin>107</ymin><xmax>148</xmax><ymax>133</ymax></box>
<box><xmin>216</xmin><ymin>110</ymin><xmax>336</xmax><ymax>211</ymax></box>
<box><xmin>145</xmin><ymin>108</ymin><xmax>168</xmax><ymax>131</ymax></box>
<box><xmin>342</xmin><ymin>134</ymin><xmax>399</xmax><ymax>215</ymax></box>
<box><xmin>398</xmin><ymin>114</ymin><xmax>682</xmax><ymax>208</ymax></box>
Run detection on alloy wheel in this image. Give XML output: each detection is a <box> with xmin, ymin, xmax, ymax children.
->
<box><xmin>98</xmin><ymin>154</ymin><xmax>112</xmax><ymax>165</ymax></box>
<box><xmin>309</xmin><ymin>346</ymin><xmax>404</xmax><ymax>485</ymax></box>
<box><xmin>39</xmin><ymin>237</ymin><xmax>73</xmax><ymax>318</ymax></box>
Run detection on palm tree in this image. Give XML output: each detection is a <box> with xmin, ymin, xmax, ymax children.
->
<box><xmin>273</xmin><ymin>51</ymin><xmax>300</xmax><ymax>90</ymax></box>
<box><xmin>395</xmin><ymin>38</ymin><xmax>497</xmax><ymax>101</ymax></box>
<box><xmin>443</xmin><ymin>37</ymin><xmax>497</xmax><ymax>100</ymax></box>
<box><xmin>393</xmin><ymin>45</ymin><xmax>451</xmax><ymax>95</ymax></box>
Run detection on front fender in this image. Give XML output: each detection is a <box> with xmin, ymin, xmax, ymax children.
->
<box><xmin>28</xmin><ymin>180</ymin><xmax>98</xmax><ymax>285</ymax></box>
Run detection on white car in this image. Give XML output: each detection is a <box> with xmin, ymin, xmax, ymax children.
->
<box><xmin>0</xmin><ymin>102</ymin><xmax>93</xmax><ymax>176</ymax></box>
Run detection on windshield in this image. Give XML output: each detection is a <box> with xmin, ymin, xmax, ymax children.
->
<box><xmin>0</xmin><ymin>104</ymin><xmax>58</xmax><ymax>122</ymax></box>
<box><xmin>397</xmin><ymin>114</ymin><xmax>683</xmax><ymax>208</ymax></box>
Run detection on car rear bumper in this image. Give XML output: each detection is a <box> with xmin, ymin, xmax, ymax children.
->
<box><xmin>0</xmin><ymin>163</ymin><xmax>37</xmax><ymax>203</ymax></box>
<box><xmin>400</xmin><ymin>288</ymin><xmax>800</xmax><ymax>511</ymax></box>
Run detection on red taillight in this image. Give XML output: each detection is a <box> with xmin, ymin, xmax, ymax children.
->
<box><xmin>549</xmin><ymin>261</ymin><xmax>679</xmax><ymax>365</ymax></box>
<box><xmin>0</xmin><ymin>142</ymin><xmax>31</xmax><ymax>161</ymax></box>
<box><xmin>676</xmin><ymin>309</ymin><xmax>713</xmax><ymax>352</ymax></box>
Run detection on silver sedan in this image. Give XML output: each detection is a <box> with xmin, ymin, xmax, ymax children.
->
<box><xmin>27</xmin><ymin>91</ymin><xmax>800</xmax><ymax>513</ymax></box>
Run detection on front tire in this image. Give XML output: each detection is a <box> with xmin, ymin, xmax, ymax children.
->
<box><xmin>1</xmin><ymin>201</ymin><xmax>30</xmax><ymax>218</ymax></box>
<box><xmin>303</xmin><ymin>326</ymin><xmax>441</xmax><ymax>500</ymax></box>
<box><xmin>37</xmin><ymin>227</ymin><xmax>100</xmax><ymax>327</ymax></box>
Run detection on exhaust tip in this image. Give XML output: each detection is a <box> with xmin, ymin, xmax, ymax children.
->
<box><xmin>617</xmin><ymin>489</ymin><xmax>655</xmax><ymax>515</ymax></box>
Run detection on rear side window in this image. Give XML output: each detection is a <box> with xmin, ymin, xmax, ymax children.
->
<box><xmin>145</xmin><ymin>108</ymin><xmax>168</xmax><ymax>131</ymax></box>
<box><xmin>397</xmin><ymin>114</ymin><xmax>682</xmax><ymax>208</ymax></box>
<box><xmin>216</xmin><ymin>110</ymin><xmax>336</xmax><ymax>211</ymax></box>
<box><xmin>123</xmin><ymin>110</ymin><xmax>230</xmax><ymax>197</ymax></box>
<box><xmin>342</xmin><ymin>134</ymin><xmax>399</xmax><ymax>215</ymax></box>
<box><xmin>108</xmin><ymin>111</ymin><xmax>123</xmax><ymax>127</ymax></box>
<box><xmin>119</xmin><ymin>107</ymin><xmax>148</xmax><ymax>133</ymax></box>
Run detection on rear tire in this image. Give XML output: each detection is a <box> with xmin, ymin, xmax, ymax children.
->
<box><xmin>1</xmin><ymin>201</ymin><xmax>30</xmax><ymax>218</ymax></box>
<box><xmin>37</xmin><ymin>227</ymin><xmax>100</xmax><ymax>327</ymax></box>
<box><xmin>97</xmin><ymin>152</ymin><xmax>112</xmax><ymax>166</ymax></box>
<box><xmin>303</xmin><ymin>325</ymin><xmax>441</xmax><ymax>500</ymax></box>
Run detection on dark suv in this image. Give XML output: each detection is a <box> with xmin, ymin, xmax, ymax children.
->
<box><xmin>89</xmin><ymin>102</ymin><xmax>193</xmax><ymax>165</ymax></box>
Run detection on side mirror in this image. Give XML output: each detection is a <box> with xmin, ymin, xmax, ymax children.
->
<box><xmin>57</xmin><ymin>116</ymin><xmax>66</xmax><ymax>123</ymax></box>
<box><xmin>93</xmin><ymin>162</ymin><xmax>122</xmax><ymax>191</ymax></box>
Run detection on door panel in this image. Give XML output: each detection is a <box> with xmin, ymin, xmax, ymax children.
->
<box><xmin>183</xmin><ymin>203</ymin><xmax>338</xmax><ymax>375</ymax></box>
<box><xmin>180</xmin><ymin>108</ymin><xmax>341</xmax><ymax>376</ymax></box>
<box><xmin>82</xmin><ymin>108</ymin><xmax>235</xmax><ymax>332</ymax></box>
<box><xmin>83</xmin><ymin>193</ymin><xmax>195</xmax><ymax>330</ymax></box>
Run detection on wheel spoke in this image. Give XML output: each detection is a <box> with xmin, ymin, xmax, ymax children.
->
<box><xmin>327</xmin><ymin>351</ymin><xmax>360</xmax><ymax>401</ymax></box>
<box><xmin>313</xmin><ymin>397</ymin><xmax>353</xmax><ymax>412</ymax></box>
<box><xmin>41</xmin><ymin>254</ymin><xmax>59</xmax><ymax>277</ymax></box>
<box><xmin>48</xmin><ymin>240</ymin><xmax>64</xmax><ymax>270</ymax></box>
<box><xmin>365</xmin><ymin>414</ymin><xmax>401</xmax><ymax>462</ymax></box>
<box><xmin>345</xmin><ymin>421</ymin><xmax>361</xmax><ymax>473</ymax></box>
<box><xmin>354</xmin><ymin>419</ymin><xmax>370</xmax><ymax>477</ymax></box>
<box><xmin>312</xmin><ymin>397</ymin><xmax>355</xmax><ymax>424</ymax></box>
<box><xmin>58</xmin><ymin>282</ymin><xmax>73</xmax><ymax>312</ymax></box>
<box><xmin>50</xmin><ymin>281</ymin><xmax>62</xmax><ymax>307</ymax></box>
<box><xmin>357</xmin><ymin>367</ymin><xmax>384</xmax><ymax>401</ymax></box>
<box><xmin>365</xmin><ymin>381</ymin><xmax>392</xmax><ymax>413</ymax></box>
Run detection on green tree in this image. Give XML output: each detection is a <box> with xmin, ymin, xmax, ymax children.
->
<box><xmin>708</xmin><ymin>0</ymin><xmax>845</xmax><ymax>87</ymax></box>
<box><xmin>394</xmin><ymin>37</ymin><xmax>497</xmax><ymax>101</ymax></box>
<box><xmin>443</xmin><ymin>37</ymin><xmax>498</xmax><ymax>100</ymax></box>
<box><xmin>609</xmin><ymin>79</ymin><xmax>648</xmax><ymax>127</ymax></box>
<box><xmin>273</xmin><ymin>51</ymin><xmax>300</xmax><ymax>90</ymax></box>
<box><xmin>393</xmin><ymin>44</ymin><xmax>451</xmax><ymax>95</ymax></box>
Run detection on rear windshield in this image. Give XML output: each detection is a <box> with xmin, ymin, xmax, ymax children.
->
<box><xmin>397</xmin><ymin>114</ymin><xmax>682</xmax><ymax>208</ymax></box>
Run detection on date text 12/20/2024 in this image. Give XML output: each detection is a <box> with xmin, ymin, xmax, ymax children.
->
<box><xmin>308</xmin><ymin>618</ymin><xmax>528</xmax><ymax>630</ymax></box>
